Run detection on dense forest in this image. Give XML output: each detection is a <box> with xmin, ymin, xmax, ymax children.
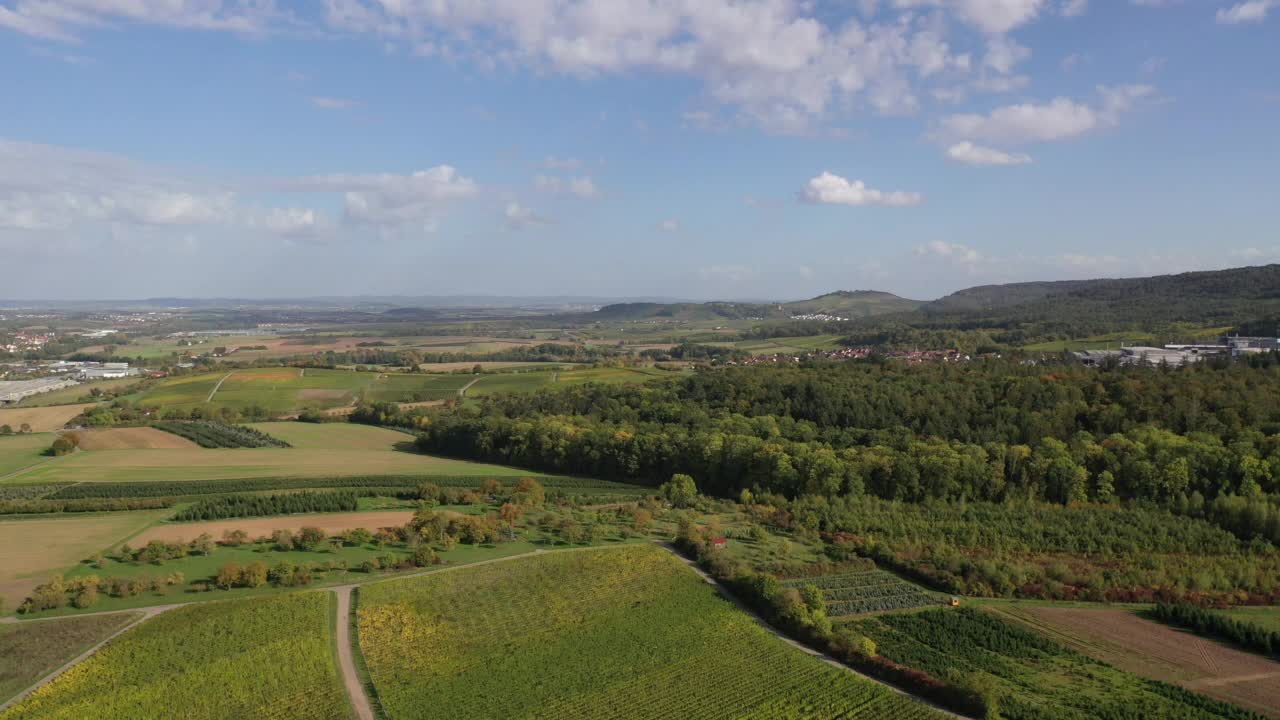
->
<box><xmin>395</xmin><ymin>358</ymin><xmax>1280</xmax><ymax>604</ymax></box>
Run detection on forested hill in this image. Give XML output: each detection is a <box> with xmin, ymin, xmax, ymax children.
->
<box><xmin>584</xmin><ymin>290</ymin><xmax>920</xmax><ymax>322</ymax></box>
<box><xmin>922</xmin><ymin>264</ymin><xmax>1280</xmax><ymax>327</ymax></box>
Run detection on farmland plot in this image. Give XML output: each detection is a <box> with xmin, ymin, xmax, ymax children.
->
<box><xmin>0</xmin><ymin>593</ymin><xmax>350</xmax><ymax>720</ymax></box>
<box><xmin>784</xmin><ymin>570</ymin><xmax>943</xmax><ymax>617</ymax></box>
<box><xmin>358</xmin><ymin>544</ymin><xmax>947</xmax><ymax>720</ymax></box>
<box><xmin>845</xmin><ymin>607</ymin><xmax>1264</xmax><ymax>720</ymax></box>
<box><xmin>0</xmin><ymin>613</ymin><xmax>140</xmax><ymax>705</ymax></box>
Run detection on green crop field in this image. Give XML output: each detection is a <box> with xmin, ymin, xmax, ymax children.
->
<box><xmin>13</xmin><ymin>379</ymin><xmax>138</xmax><ymax>408</ymax></box>
<box><xmin>357</xmin><ymin>544</ymin><xmax>947</xmax><ymax>720</ymax></box>
<box><xmin>465</xmin><ymin>371</ymin><xmax>557</xmax><ymax>396</ymax></box>
<box><xmin>0</xmin><ymin>434</ymin><xmax>53</xmax><ymax>478</ymax></box>
<box><xmin>1219</xmin><ymin>606</ymin><xmax>1280</xmax><ymax>633</ymax></box>
<box><xmin>129</xmin><ymin>368</ymin><xmax>470</xmax><ymax>414</ymax></box>
<box><xmin>843</xmin><ymin>607</ymin><xmax>1259</xmax><ymax>720</ymax></box>
<box><xmin>1</xmin><ymin>593</ymin><xmax>350</xmax><ymax>720</ymax></box>
<box><xmin>0</xmin><ymin>612</ymin><xmax>140</xmax><ymax>704</ymax></box>
<box><xmin>783</xmin><ymin>570</ymin><xmax>944</xmax><ymax>617</ymax></box>
<box><xmin>246</xmin><ymin>422</ymin><xmax>411</xmax><ymax>450</ymax></box>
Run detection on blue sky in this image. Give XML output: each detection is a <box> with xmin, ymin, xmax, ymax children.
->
<box><xmin>0</xmin><ymin>0</ymin><xmax>1276</xmax><ymax>301</ymax></box>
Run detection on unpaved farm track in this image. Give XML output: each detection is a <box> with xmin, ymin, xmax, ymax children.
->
<box><xmin>332</xmin><ymin>587</ymin><xmax>375</xmax><ymax>720</ymax></box>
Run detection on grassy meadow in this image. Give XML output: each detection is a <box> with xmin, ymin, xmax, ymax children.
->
<box><xmin>0</xmin><ymin>593</ymin><xmax>351</xmax><ymax>720</ymax></box>
<box><xmin>0</xmin><ymin>434</ymin><xmax>53</xmax><ymax>478</ymax></box>
<box><xmin>357</xmin><ymin>544</ymin><xmax>947</xmax><ymax>720</ymax></box>
<box><xmin>0</xmin><ymin>511</ymin><xmax>170</xmax><ymax>610</ymax></box>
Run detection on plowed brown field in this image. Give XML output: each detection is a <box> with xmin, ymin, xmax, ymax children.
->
<box><xmin>996</xmin><ymin>606</ymin><xmax>1280</xmax><ymax>718</ymax></box>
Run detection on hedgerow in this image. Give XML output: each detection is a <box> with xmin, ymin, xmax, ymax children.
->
<box><xmin>151</xmin><ymin>421</ymin><xmax>291</xmax><ymax>448</ymax></box>
<box><xmin>0</xmin><ymin>498</ymin><xmax>173</xmax><ymax>515</ymax></box>
<box><xmin>172</xmin><ymin>491</ymin><xmax>358</xmax><ymax>521</ymax></box>
<box><xmin>48</xmin><ymin>474</ymin><xmax>640</xmax><ymax>500</ymax></box>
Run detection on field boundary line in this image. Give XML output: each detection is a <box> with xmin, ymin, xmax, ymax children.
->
<box><xmin>0</xmin><ymin>604</ymin><xmax>175</xmax><ymax>712</ymax></box>
<box><xmin>206</xmin><ymin>372</ymin><xmax>236</xmax><ymax>403</ymax></box>
<box><xmin>657</xmin><ymin>543</ymin><xmax>974</xmax><ymax>720</ymax></box>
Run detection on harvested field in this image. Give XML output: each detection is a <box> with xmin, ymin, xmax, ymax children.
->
<box><xmin>0</xmin><ymin>405</ymin><xmax>95</xmax><ymax>434</ymax></box>
<box><xmin>6</xmin><ymin>446</ymin><xmax>524</xmax><ymax>483</ymax></box>
<box><xmin>127</xmin><ymin>510</ymin><xmax>414</xmax><ymax>545</ymax></box>
<box><xmin>0</xmin><ymin>510</ymin><xmax>170</xmax><ymax>608</ymax></box>
<box><xmin>998</xmin><ymin>605</ymin><xmax>1280</xmax><ymax>718</ymax></box>
<box><xmin>69</xmin><ymin>428</ymin><xmax>198</xmax><ymax>451</ymax></box>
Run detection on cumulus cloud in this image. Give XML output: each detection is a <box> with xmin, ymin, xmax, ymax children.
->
<box><xmin>915</xmin><ymin>240</ymin><xmax>982</xmax><ymax>264</ymax></box>
<box><xmin>0</xmin><ymin>0</ymin><xmax>282</xmax><ymax>42</ymax></box>
<box><xmin>937</xmin><ymin>84</ymin><xmax>1154</xmax><ymax>144</ymax></box>
<box><xmin>0</xmin><ymin>139</ymin><xmax>235</xmax><ymax>231</ymax></box>
<box><xmin>1216</xmin><ymin>0</ymin><xmax>1276</xmax><ymax>23</ymax></box>
<box><xmin>798</xmin><ymin>171</ymin><xmax>924</xmax><ymax>207</ymax></box>
<box><xmin>320</xmin><ymin>0</ymin><xmax>988</xmax><ymax>132</ymax></box>
<box><xmin>504</xmin><ymin>202</ymin><xmax>554</xmax><ymax>229</ymax></box>
<box><xmin>534</xmin><ymin>174</ymin><xmax>600</xmax><ymax>198</ymax></box>
<box><xmin>945</xmin><ymin>141</ymin><xmax>1032</xmax><ymax>165</ymax></box>
<box><xmin>286</xmin><ymin>166</ymin><xmax>477</xmax><ymax>228</ymax></box>
<box><xmin>0</xmin><ymin>138</ymin><xmax>479</xmax><ymax>241</ymax></box>
<box><xmin>1060</xmin><ymin>0</ymin><xmax>1088</xmax><ymax>16</ymax></box>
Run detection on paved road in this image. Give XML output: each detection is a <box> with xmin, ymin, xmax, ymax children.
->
<box><xmin>332</xmin><ymin>587</ymin><xmax>375</xmax><ymax>720</ymax></box>
<box><xmin>0</xmin><ymin>604</ymin><xmax>177</xmax><ymax>713</ymax></box>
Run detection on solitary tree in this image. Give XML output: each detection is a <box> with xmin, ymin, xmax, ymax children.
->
<box><xmin>661</xmin><ymin>474</ymin><xmax>699</xmax><ymax>508</ymax></box>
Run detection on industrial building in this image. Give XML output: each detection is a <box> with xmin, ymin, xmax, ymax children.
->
<box><xmin>0</xmin><ymin>377</ymin><xmax>79</xmax><ymax>406</ymax></box>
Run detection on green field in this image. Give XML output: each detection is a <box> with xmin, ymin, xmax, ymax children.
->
<box><xmin>129</xmin><ymin>368</ymin><xmax>471</xmax><ymax>414</ymax></box>
<box><xmin>246</xmin><ymin>422</ymin><xmax>411</xmax><ymax>450</ymax></box>
<box><xmin>1219</xmin><ymin>606</ymin><xmax>1280</xmax><ymax>633</ymax></box>
<box><xmin>0</xmin><ymin>434</ymin><xmax>53</xmax><ymax>478</ymax></box>
<box><xmin>466</xmin><ymin>371</ymin><xmax>557</xmax><ymax>396</ymax></box>
<box><xmin>728</xmin><ymin>334</ymin><xmax>847</xmax><ymax>354</ymax></box>
<box><xmin>357</xmin><ymin>544</ymin><xmax>947</xmax><ymax>720</ymax></box>
<box><xmin>844</xmin><ymin>607</ymin><xmax>1258</xmax><ymax>720</ymax></box>
<box><xmin>0</xmin><ymin>612</ymin><xmax>140</xmax><ymax>705</ymax></box>
<box><xmin>1</xmin><ymin>593</ymin><xmax>351</xmax><ymax>720</ymax></box>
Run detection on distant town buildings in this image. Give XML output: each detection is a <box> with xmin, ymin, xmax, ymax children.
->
<box><xmin>1073</xmin><ymin>335</ymin><xmax>1280</xmax><ymax>367</ymax></box>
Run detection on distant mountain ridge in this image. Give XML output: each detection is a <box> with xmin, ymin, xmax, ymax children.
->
<box><xmin>586</xmin><ymin>290</ymin><xmax>922</xmax><ymax>322</ymax></box>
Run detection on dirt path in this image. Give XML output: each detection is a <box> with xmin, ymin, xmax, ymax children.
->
<box><xmin>206</xmin><ymin>372</ymin><xmax>235</xmax><ymax>403</ymax></box>
<box><xmin>332</xmin><ymin>587</ymin><xmax>375</xmax><ymax>720</ymax></box>
<box><xmin>0</xmin><ymin>604</ymin><xmax>177</xmax><ymax>712</ymax></box>
<box><xmin>457</xmin><ymin>377</ymin><xmax>480</xmax><ymax>397</ymax></box>
<box><xmin>659</xmin><ymin>544</ymin><xmax>973</xmax><ymax>720</ymax></box>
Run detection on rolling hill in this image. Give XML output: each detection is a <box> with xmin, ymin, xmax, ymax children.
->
<box><xmin>584</xmin><ymin>290</ymin><xmax>921</xmax><ymax>322</ymax></box>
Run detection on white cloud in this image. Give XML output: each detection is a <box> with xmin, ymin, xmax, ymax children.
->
<box><xmin>310</xmin><ymin>96</ymin><xmax>360</xmax><ymax>109</ymax></box>
<box><xmin>260</xmin><ymin>207</ymin><xmax>328</xmax><ymax>238</ymax></box>
<box><xmin>945</xmin><ymin>141</ymin><xmax>1032</xmax><ymax>165</ymax></box>
<box><xmin>1060</xmin><ymin>0</ymin><xmax>1088</xmax><ymax>16</ymax></box>
<box><xmin>983</xmin><ymin>34</ymin><xmax>1030</xmax><ymax>74</ymax></box>
<box><xmin>0</xmin><ymin>0</ymin><xmax>281</xmax><ymax>42</ymax></box>
<box><xmin>658</xmin><ymin>219</ymin><xmax>679</xmax><ymax>232</ymax></box>
<box><xmin>568</xmin><ymin>176</ymin><xmax>598</xmax><ymax>198</ymax></box>
<box><xmin>534</xmin><ymin>174</ymin><xmax>600</xmax><ymax>198</ymax></box>
<box><xmin>504</xmin><ymin>202</ymin><xmax>554</xmax><ymax>229</ymax></box>
<box><xmin>321</xmin><ymin>0</ymin><xmax>985</xmax><ymax>132</ymax></box>
<box><xmin>0</xmin><ymin>139</ymin><xmax>234</xmax><ymax>231</ymax></box>
<box><xmin>937</xmin><ymin>84</ymin><xmax>1154</xmax><ymax>144</ymax></box>
<box><xmin>915</xmin><ymin>240</ymin><xmax>982</xmax><ymax>264</ymax></box>
<box><xmin>893</xmin><ymin>0</ymin><xmax>1047</xmax><ymax>34</ymax></box>
<box><xmin>1216</xmin><ymin>0</ymin><xmax>1276</xmax><ymax>23</ymax></box>
<box><xmin>286</xmin><ymin>166</ymin><xmax>477</xmax><ymax>228</ymax></box>
<box><xmin>798</xmin><ymin>171</ymin><xmax>924</xmax><ymax>207</ymax></box>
